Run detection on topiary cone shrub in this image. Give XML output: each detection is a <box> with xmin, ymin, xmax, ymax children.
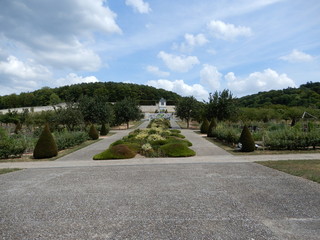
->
<box><xmin>89</xmin><ymin>124</ymin><xmax>99</xmax><ymax>140</ymax></box>
<box><xmin>33</xmin><ymin>124</ymin><xmax>58</xmax><ymax>159</ymax></box>
<box><xmin>239</xmin><ymin>125</ymin><xmax>255</xmax><ymax>152</ymax></box>
<box><xmin>207</xmin><ymin>118</ymin><xmax>217</xmax><ymax>137</ymax></box>
<box><xmin>200</xmin><ymin>118</ymin><xmax>209</xmax><ymax>134</ymax></box>
<box><xmin>100</xmin><ymin>123</ymin><xmax>110</xmax><ymax>136</ymax></box>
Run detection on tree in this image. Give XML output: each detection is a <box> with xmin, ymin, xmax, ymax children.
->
<box><xmin>207</xmin><ymin>118</ymin><xmax>217</xmax><ymax>137</ymax></box>
<box><xmin>206</xmin><ymin>90</ymin><xmax>237</xmax><ymax>121</ymax></box>
<box><xmin>175</xmin><ymin>96</ymin><xmax>200</xmax><ymax>128</ymax></box>
<box><xmin>239</xmin><ymin>125</ymin><xmax>255</xmax><ymax>152</ymax></box>
<box><xmin>54</xmin><ymin>104</ymin><xmax>84</xmax><ymax>131</ymax></box>
<box><xmin>78</xmin><ymin>96</ymin><xmax>114</xmax><ymax>125</ymax></box>
<box><xmin>200</xmin><ymin>118</ymin><xmax>209</xmax><ymax>134</ymax></box>
<box><xmin>33</xmin><ymin>124</ymin><xmax>58</xmax><ymax>159</ymax></box>
<box><xmin>113</xmin><ymin>98</ymin><xmax>143</xmax><ymax>129</ymax></box>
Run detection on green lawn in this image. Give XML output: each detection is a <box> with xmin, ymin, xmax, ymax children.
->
<box><xmin>258</xmin><ymin>160</ymin><xmax>320</xmax><ymax>183</ymax></box>
<box><xmin>0</xmin><ymin>168</ymin><xmax>22</xmax><ymax>175</ymax></box>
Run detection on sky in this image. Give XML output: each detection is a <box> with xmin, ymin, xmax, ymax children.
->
<box><xmin>0</xmin><ymin>0</ymin><xmax>319</xmax><ymax>101</ymax></box>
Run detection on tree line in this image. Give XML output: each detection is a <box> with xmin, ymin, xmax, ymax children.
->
<box><xmin>0</xmin><ymin>82</ymin><xmax>181</xmax><ymax>109</ymax></box>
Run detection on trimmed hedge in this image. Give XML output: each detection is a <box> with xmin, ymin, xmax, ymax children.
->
<box><xmin>200</xmin><ymin>118</ymin><xmax>209</xmax><ymax>134</ymax></box>
<box><xmin>160</xmin><ymin>143</ymin><xmax>195</xmax><ymax>157</ymax></box>
<box><xmin>93</xmin><ymin>144</ymin><xmax>136</xmax><ymax>160</ymax></box>
<box><xmin>55</xmin><ymin>131</ymin><xmax>89</xmax><ymax>150</ymax></box>
<box><xmin>207</xmin><ymin>118</ymin><xmax>217</xmax><ymax>137</ymax></box>
<box><xmin>89</xmin><ymin>124</ymin><xmax>99</xmax><ymax>140</ymax></box>
<box><xmin>33</xmin><ymin>124</ymin><xmax>58</xmax><ymax>159</ymax></box>
<box><xmin>239</xmin><ymin>125</ymin><xmax>255</xmax><ymax>152</ymax></box>
<box><xmin>100</xmin><ymin>123</ymin><xmax>110</xmax><ymax>136</ymax></box>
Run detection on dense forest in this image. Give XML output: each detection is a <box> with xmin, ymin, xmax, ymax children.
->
<box><xmin>238</xmin><ymin>82</ymin><xmax>320</xmax><ymax>108</ymax></box>
<box><xmin>0</xmin><ymin>82</ymin><xmax>181</xmax><ymax>109</ymax></box>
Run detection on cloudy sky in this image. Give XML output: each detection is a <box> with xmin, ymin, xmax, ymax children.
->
<box><xmin>0</xmin><ymin>0</ymin><xmax>319</xmax><ymax>100</ymax></box>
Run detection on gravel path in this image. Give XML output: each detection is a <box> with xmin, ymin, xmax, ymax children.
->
<box><xmin>1</xmin><ymin>163</ymin><xmax>320</xmax><ymax>239</ymax></box>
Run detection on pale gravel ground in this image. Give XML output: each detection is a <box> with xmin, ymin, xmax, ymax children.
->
<box><xmin>1</xmin><ymin>119</ymin><xmax>320</xmax><ymax>239</ymax></box>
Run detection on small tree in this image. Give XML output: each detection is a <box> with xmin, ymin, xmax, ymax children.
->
<box><xmin>200</xmin><ymin>118</ymin><xmax>209</xmax><ymax>134</ymax></box>
<box><xmin>100</xmin><ymin>123</ymin><xmax>110</xmax><ymax>136</ymax></box>
<box><xmin>113</xmin><ymin>98</ymin><xmax>142</xmax><ymax>129</ymax></box>
<box><xmin>89</xmin><ymin>124</ymin><xmax>99</xmax><ymax>140</ymax></box>
<box><xmin>207</xmin><ymin>118</ymin><xmax>217</xmax><ymax>137</ymax></box>
<box><xmin>239</xmin><ymin>125</ymin><xmax>255</xmax><ymax>152</ymax></box>
<box><xmin>33</xmin><ymin>124</ymin><xmax>58</xmax><ymax>159</ymax></box>
<box><xmin>175</xmin><ymin>96</ymin><xmax>200</xmax><ymax>128</ymax></box>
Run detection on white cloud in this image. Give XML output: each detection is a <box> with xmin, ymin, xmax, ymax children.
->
<box><xmin>280</xmin><ymin>49</ymin><xmax>314</xmax><ymax>63</ymax></box>
<box><xmin>147</xmin><ymin>79</ymin><xmax>208</xmax><ymax>100</ymax></box>
<box><xmin>0</xmin><ymin>0</ymin><xmax>121</xmax><ymax>71</ymax></box>
<box><xmin>226</xmin><ymin>68</ymin><xmax>296</xmax><ymax>96</ymax></box>
<box><xmin>157</xmin><ymin>51</ymin><xmax>200</xmax><ymax>72</ymax></box>
<box><xmin>176</xmin><ymin>33</ymin><xmax>209</xmax><ymax>52</ymax></box>
<box><xmin>125</xmin><ymin>0</ymin><xmax>151</xmax><ymax>14</ymax></box>
<box><xmin>0</xmin><ymin>55</ymin><xmax>51</xmax><ymax>95</ymax></box>
<box><xmin>207</xmin><ymin>20</ymin><xmax>252</xmax><ymax>41</ymax></box>
<box><xmin>200</xmin><ymin>64</ymin><xmax>222</xmax><ymax>91</ymax></box>
<box><xmin>146</xmin><ymin>65</ymin><xmax>170</xmax><ymax>77</ymax></box>
<box><xmin>56</xmin><ymin>73</ymin><xmax>99</xmax><ymax>87</ymax></box>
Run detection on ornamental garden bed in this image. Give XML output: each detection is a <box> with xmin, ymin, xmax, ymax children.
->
<box><xmin>93</xmin><ymin>119</ymin><xmax>195</xmax><ymax>160</ymax></box>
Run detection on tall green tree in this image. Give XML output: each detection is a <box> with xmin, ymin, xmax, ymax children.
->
<box><xmin>175</xmin><ymin>96</ymin><xmax>200</xmax><ymax>128</ymax></box>
<box><xmin>206</xmin><ymin>90</ymin><xmax>237</xmax><ymax>121</ymax></box>
<box><xmin>113</xmin><ymin>98</ymin><xmax>143</xmax><ymax>129</ymax></box>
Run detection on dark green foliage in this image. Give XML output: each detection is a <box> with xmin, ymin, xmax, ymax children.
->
<box><xmin>100</xmin><ymin>123</ymin><xmax>110</xmax><ymax>136</ymax></box>
<box><xmin>175</xmin><ymin>96</ymin><xmax>202</xmax><ymax>128</ymax></box>
<box><xmin>89</xmin><ymin>124</ymin><xmax>99</xmax><ymax>140</ymax></box>
<box><xmin>113</xmin><ymin>98</ymin><xmax>143</xmax><ymax>129</ymax></box>
<box><xmin>206</xmin><ymin>90</ymin><xmax>237</xmax><ymax>121</ymax></box>
<box><xmin>93</xmin><ymin>144</ymin><xmax>136</xmax><ymax>160</ymax></box>
<box><xmin>55</xmin><ymin>131</ymin><xmax>89</xmax><ymax>150</ymax></box>
<box><xmin>0</xmin><ymin>82</ymin><xmax>181</xmax><ymax>110</ymax></box>
<box><xmin>200</xmin><ymin>118</ymin><xmax>209</xmax><ymax>134</ymax></box>
<box><xmin>33</xmin><ymin>124</ymin><xmax>58</xmax><ymax>159</ymax></box>
<box><xmin>239</xmin><ymin>125</ymin><xmax>255</xmax><ymax>152</ymax></box>
<box><xmin>160</xmin><ymin>143</ymin><xmax>195</xmax><ymax>157</ymax></box>
<box><xmin>207</xmin><ymin>118</ymin><xmax>217</xmax><ymax>137</ymax></box>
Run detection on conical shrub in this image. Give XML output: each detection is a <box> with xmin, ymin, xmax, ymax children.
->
<box><xmin>100</xmin><ymin>123</ymin><xmax>110</xmax><ymax>136</ymax></box>
<box><xmin>207</xmin><ymin>118</ymin><xmax>217</xmax><ymax>137</ymax></box>
<box><xmin>239</xmin><ymin>125</ymin><xmax>255</xmax><ymax>152</ymax></box>
<box><xmin>89</xmin><ymin>124</ymin><xmax>99</xmax><ymax>140</ymax></box>
<box><xmin>200</xmin><ymin>118</ymin><xmax>209</xmax><ymax>134</ymax></box>
<box><xmin>33</xmin><ymin>124</ymin><xmax>58</xmax><ymax>159</ymax></box>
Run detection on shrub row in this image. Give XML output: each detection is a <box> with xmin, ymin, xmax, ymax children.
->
<box><xmin>54</xmin><ymin>131</ymin><xmax>89</xmax><ymax>151</ymax></box>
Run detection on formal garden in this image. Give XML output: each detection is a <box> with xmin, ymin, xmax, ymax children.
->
<box><xmin>93</xmin><ymin>118</ymin><xmax>195</xmax><ymax>160</ymax></box>
<box><xmin>0</xmin><ymin>97</ymin><xmax>142</xmax><ymax>160</ymax></box>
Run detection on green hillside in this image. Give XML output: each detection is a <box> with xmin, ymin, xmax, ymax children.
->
<box><xmin>238</xmin><ymin>82</ymin><xmax>320</xmax><ymax>108</ymax></box>
<box><xmin>0</xmin><ymin>82</ymin><xmax>181</xmax><ymax>109</ymax></box>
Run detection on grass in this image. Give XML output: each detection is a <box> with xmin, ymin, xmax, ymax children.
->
<box><xmin>257</xmin><ymin>160</ymin><xmax>320</xmax><ymax>183</ymax></box>
<box><xmin>0</xmin><ymin>168</ymin><xmax>22</xmax><ymax>175</ymax></box>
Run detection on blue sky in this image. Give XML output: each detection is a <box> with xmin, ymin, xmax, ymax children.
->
<box><xmin>0</xmin><ymin>0</ymin><xmax>319</xmax><ymax>100</ymax></box>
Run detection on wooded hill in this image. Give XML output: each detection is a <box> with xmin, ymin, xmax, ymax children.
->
<box><xmin>0</xmin><ymin>82</ymin><xmax>181</xmax><ymax>109</ymax></box>
<box><xmin>238</xmin><ymin>82</ymin><xmax>320</xmax><ymax>108</ymax></box>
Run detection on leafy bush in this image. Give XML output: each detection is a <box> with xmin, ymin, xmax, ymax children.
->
<box><xmin>200</xmin><ymin>118</ymin><xmax>209</xmax><ymax>134</ymax></box>
<box><xmin>160</xmin><ymin>143</ymin><xmax>195</xmax><ymax>157</ymax></box>
<box><xmin>211</xmin><ymin>123</ymin><xmax>240</xmax><ymax>144</ymax></box>
<box><xmin>0</xmin><ymin>128</ymin><xmax>27</xmax><ymax>159</ymax></box>
<box><xmin>55</xmin><ymin>131</ymin><xmax>89</xmax><ymax>150</ymax></box>
<box><xmin>100</xmin><ymin>123</ymin><xmax>110</xmax><ymax>136</ymax></box>
<box><xmin>33</xmin><ymin>124</ymin><xmax>58</xmax><ymax>159</ymax></box>
<box><xmin>93</xmin><ymin>144</ymin><xmax>136</xmax><ymax>160</ymax></box>
<box><xmin>239</xmin><ymin>125</ymin><xmax>255</xmax><ymax>152</ymax></box>
<box><xmin>89</xmin><ymin>124</ymin><xmax>99</xmax><ymax>140</ymax></box>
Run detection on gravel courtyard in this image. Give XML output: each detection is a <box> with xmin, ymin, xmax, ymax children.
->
<box><xmin>1</xmin><ymin>162</ymin><xmax>320</xmax><ymax>239</ymax></box>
